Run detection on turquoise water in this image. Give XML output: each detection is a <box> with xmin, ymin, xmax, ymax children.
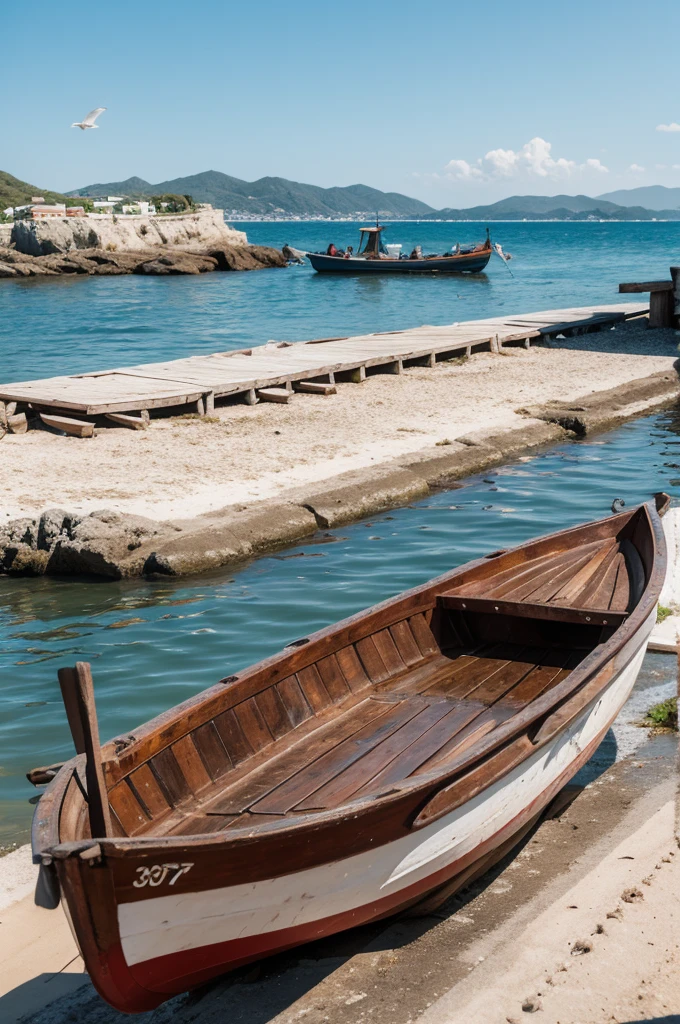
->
<box><xmin>2</xmin><ymin>221</ymin><xmax>680</xmax><ymax>845</ymax></box>
<box><xmin>2</xmin><ymin>410</ymin><xmax>680</xmax><ymax>845</ymax></box>
<box><xmin>1</xmin><ymin>221</ymin><xmax>680</xmax><ymax>382</ymax></box>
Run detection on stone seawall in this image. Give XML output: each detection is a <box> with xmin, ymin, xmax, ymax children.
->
<box><xmin>11</xmin><ymin>209</ymin><xmax>247</xmax><ymax>256</ymax></box>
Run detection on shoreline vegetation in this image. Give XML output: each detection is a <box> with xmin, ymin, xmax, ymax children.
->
<box><xmin>644</xmin><ymin>696</ymin><xmax>678</xmax><ymax>730</ymax></box>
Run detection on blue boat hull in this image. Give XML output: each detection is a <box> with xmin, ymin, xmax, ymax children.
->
<box><xmin>307</xmin><ymin>249</ymin><xmax>492</xmax><ymax>274</ymax></box>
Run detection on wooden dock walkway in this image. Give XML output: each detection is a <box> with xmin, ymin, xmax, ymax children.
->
<box><xmin>0</xmin><ymin>303</ymin><xmax>647</xmax><ymax>423</ymax></box>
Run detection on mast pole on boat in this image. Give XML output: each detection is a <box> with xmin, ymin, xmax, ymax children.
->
<box><xmin>57</xmin><ymin>662</ymin><xmax>112</xmax><ymax>838</ymax></box>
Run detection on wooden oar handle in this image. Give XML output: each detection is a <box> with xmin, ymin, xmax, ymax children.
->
<box><xmin>57</xmin><ymin>663</ymin><xmax>112</xmax><ymax>839</ymax></box>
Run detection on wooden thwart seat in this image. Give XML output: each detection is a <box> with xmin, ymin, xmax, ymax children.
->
<box><xmin>437</xmin><ymin>593</ymin><xmax>627</xmax><ymax>627</ymax></box>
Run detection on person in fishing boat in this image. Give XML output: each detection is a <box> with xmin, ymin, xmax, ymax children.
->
<box><xmin>282</xmin><ymin>244</ymin><xmax>304</xmax><ymax>265</ymax></box>
<box><xmin>326</xmin><ymin>242</ymin><xmax>340</xmax><ymax>256</ymax></box>
<box><xmin>409</xmin><ymin>246</ymin><xmax>422</xmax><ymax>260</ymax></box>
<box><xmin>344</xmin><ymin>245</ymin><xmax>353</xmax><ymax>259</ymax></box>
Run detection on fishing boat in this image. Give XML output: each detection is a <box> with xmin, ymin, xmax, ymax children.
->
<box><xmin>306</xmin><ymin>224</ymin><xmax>493</xmax><ymax>274</ymax></box>
<box><xmin>32</xmin><ymin>496</ymin><xmax>667</xmax><ymax>1012</ymax></box>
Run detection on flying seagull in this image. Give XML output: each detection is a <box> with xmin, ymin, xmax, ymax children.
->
<box><xmin>71</xmin><ymin>107</ymin><xmax>106</xmax><ymax>130</ymax></box>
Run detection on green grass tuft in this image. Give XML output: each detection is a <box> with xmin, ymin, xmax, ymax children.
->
<box><xmin>644</xmin><ymin>696</ymin><xmax>677</xmax><ymax>730</ymax></box>
<box><xmin>657</xmin><ymin>604</ymin><xmax>673</xmax><ymax>623</ymax></box>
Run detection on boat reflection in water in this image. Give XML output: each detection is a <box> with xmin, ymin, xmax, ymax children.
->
<box><xmin>306</xmin><ymin>223</ymin><xmax>494</xmax><ymax>274</ymax></box>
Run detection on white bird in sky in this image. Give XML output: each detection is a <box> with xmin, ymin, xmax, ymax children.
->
<box><xmin>71</xmin><ymin>107</ymin><xmax>106</xmax><ymax>130</ymax></box>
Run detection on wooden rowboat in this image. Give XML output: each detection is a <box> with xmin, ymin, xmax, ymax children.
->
<box><xmin>33</xmin><ymin>496</ymin><xmax>667</xmax><ymax>1012</ymax></box>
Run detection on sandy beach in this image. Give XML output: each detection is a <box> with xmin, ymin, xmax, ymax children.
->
<box><xmin>2</xmin><ymin>320</ymin><xmax>678</xmax><ymax>524</ymax></box>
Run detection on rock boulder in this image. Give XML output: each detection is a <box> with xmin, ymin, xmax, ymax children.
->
<box><xmin>135</xmin><ymin>253</ymin><xmax>219</xmax><ymax>276</ymax></box>
<box><xmin>206</xmin><ymin>244</ymin><xmax>286</xmax><ymax>271</ymax></box>
<box><xmin>47</xmin><ymin>509</ymin><xmax>162</xmax><ymax>578</ymax></box>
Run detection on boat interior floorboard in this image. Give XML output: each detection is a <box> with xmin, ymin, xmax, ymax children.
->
<box><xmin>164</xmin><ymin>639</ymin><xmax>590</xmax><ymax>837</ymax></box>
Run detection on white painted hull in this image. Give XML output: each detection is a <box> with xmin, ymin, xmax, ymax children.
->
<box><xmin>118</xmin><ymin>637</ymin><xmax>649</xmax><ymax>983</ymax></box>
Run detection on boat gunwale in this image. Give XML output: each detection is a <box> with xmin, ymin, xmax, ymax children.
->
<box><xmin>35</xmin><ymin>499</ymin><xmax>665</xmax><ymax>858</ymax></box>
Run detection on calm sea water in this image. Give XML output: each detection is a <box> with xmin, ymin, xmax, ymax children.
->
<box><xmin>1</xmin><ymin>222</ymin><xmax>680</xmax><ymax>846</ymax></box>
<box><xmin>1</xmin><ymin>221</ymin><xmax>679</xmax><ymax>382</ymax></box>
<box><xmin>2</xmin><ymin>410</ymin><xmax>680</xmax><ymax>845</ymax></box>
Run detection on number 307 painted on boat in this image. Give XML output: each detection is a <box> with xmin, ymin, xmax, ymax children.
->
<box><xmin>133</xmin><ymin>863</ymin><xmax>194</xmax><ymax>888</ymax></box>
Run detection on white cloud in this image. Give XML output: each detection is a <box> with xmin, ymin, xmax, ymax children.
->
<box><xmin>657</xmin><ymin>123</ymin><xmax>680</xmax><ymax>132</ymax></box>
<box><xmin>483</xmin><ymin>147</ymin><xmax>521</xmax><ymax>177</ymax></box>
<box><xmin>629</xmin><ymin>163</ymin><xmax>645</xmax><ymax>173</ymax></box>
<box><xmin>444</xmin><ymin>137</ymin><xmax>608</xmax><ymax>184</ymax></box>
<box><xmin>444</xmin><ymin>159</ymin><xmax>484</xmax><ymax>180</ymax></box>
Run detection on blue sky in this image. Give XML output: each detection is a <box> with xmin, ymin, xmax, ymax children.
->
<box><xmin>4</xmin><ymin>0</ymin><xmax>680</xmax><ymax>206</ymax></box>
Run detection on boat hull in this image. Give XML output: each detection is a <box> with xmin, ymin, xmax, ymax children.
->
<box><xmin>61</xmin><ymin>628</ymin><xmax>651</xmax><ymax>1011</ymax></box>
<box><xmin>307</xmin><ymin>250</ymin><xmax>492</xmax><ymax>274</ymax></box>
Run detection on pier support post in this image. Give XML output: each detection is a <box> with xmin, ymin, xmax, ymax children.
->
<box><xmin>244</xmin><ymin>389</ymin><xmax>259</xmax><ymax>405</ymax></box>
<box><xmin>407</xmin><ymin>353</ymin><xmax>436</xmax><ymax>368</ymax></box>
<box><xmin>204</xmin><ymin>392</ymin><xmax>215</xmax><ymax>415</ymax></box>
<box><xmin>336</xmin><ymin>365</ymin><xmax>366</xmax><ymax>384</ymax></box>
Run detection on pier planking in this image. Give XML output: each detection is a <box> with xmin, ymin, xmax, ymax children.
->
<box><xmin>0</xmin><ymin>304</ymin><xmax>646</xmax><ymax>420</ymax></box>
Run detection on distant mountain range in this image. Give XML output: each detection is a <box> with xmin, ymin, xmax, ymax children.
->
<box><xmin>67</xmin><ymin>171</ymin><xmax>680</xmax><ymax>221</ymax></box>
<box><xmin>66</xmin><ymin>171</ymin><xmax>433</xmax><ymax>219</ymax></box>
<box><xmin>422</xmin><ymin>192</ymin><xmax>680</xmax><ymax>221</ymax></box>
<box><xmin>596</xmin><ymin>185</ymin><xmax>680</xmax><ymax>210</ymax></box>
<box><xmin>3</xmin><ymin>167</ymin><xmax>679</xmax><ymax>222</ymax></box>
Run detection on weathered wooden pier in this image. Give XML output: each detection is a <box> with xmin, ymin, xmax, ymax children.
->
<box><xmin>0</xmin><ymin>303</ymin><xmax>647</xmax><ymax>434</ymax></box>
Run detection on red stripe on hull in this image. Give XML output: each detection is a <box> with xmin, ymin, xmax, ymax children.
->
<box><xmin>100</xmin><ymin>718</ymin><xmax>612</xmax><ymax>1009</ymax></box>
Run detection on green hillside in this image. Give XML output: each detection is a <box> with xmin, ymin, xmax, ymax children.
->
<box><xmin>0</xmin><ymin>170</ymin><xmax>83</xmax><ymax>210</ymax></box>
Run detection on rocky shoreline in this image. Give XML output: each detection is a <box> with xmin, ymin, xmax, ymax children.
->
<box><xmin>0</xmin><ymin>242</ymin><xmax>286</xmax><ymax>277</ymax></box>
<box><xmin>2</xmin><ymin>368</ymin><xmax>678</xmax><ymax>579</ymax></box>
